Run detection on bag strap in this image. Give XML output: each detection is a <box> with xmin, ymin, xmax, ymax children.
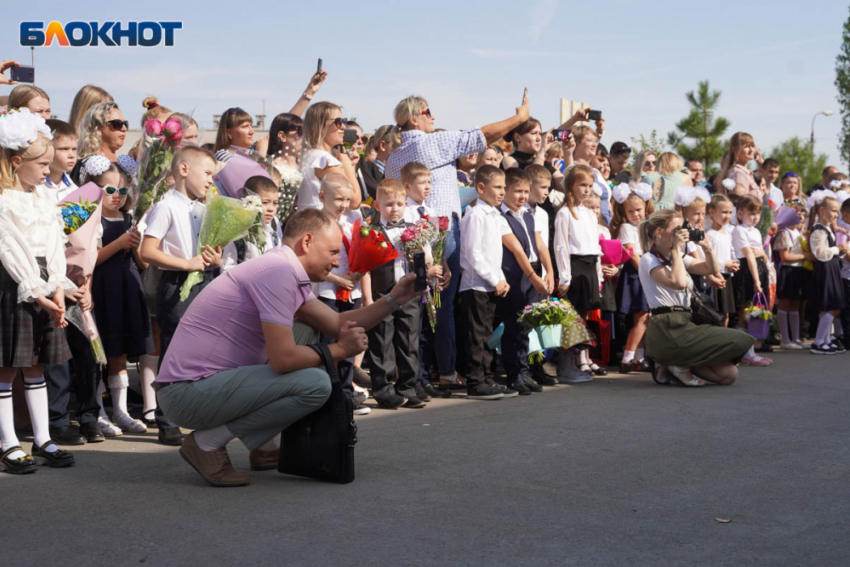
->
<box><xmin>306</xmin><ymin>344</ymin><xmax>340</xmax><ymax>386</ymax></box>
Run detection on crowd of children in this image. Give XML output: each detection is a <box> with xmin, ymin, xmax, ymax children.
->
<box><xmin>2</xmin><ymin>79</ymin><xmax>850</xmax><ymax>475</ymax></box>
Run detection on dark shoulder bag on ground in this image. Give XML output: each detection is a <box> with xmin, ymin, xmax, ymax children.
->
<box><xmin>691</xmin><ymin>290</ymin><xmax>725</xmax><ymax>327</ymax></box>
<box><xmin>279</xmin><ymin>344</ymin><xmax>357</xmax><ymax>484</ymax></box>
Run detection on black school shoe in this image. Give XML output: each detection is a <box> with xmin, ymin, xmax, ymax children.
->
<box><xmin>413</xmin><ymin>383</ymin><xmax>432</xmax><ymax>402</ymax></box>
<box><xmin>49</xmin><ymin>425</ymin><xmax>86</xmax><ymax>446</ymax></box>
<box><xmin>521</xmin><ymin>375</ymin><xmax>543</xmax><ymax>393</ymax></box>
<box><xmin>508</xmin><ymin>380</ymin><xmax>533</xmax><ymax>396</ymax></box>
<box><xmin>466</xmin><ymin>382</ymin><xmax>505</xmax><ymax>400</ymax></box>
<box><xmin>0</xmin><ymin>446</ymin><xmax>37</xmax><ymax>474</ymax></box>
<box><xmin>31</xmin><ymin>441</ymin><xmax>75</xmax><ymax>468</ymax></box>
<box><xmin>79</xmin><ymin>421</ymin><xmax>105</xmax><ymax>443</ymax></box>
<box><xmin>811</xmin><ymin>343</ymin><xmax>839</xmax><ymax>355</ymax></box>
<box><xmin>423</xmin><ymin>383</ymin><xmax>451</xmax><ymax>398</ymax></box>
<box><xmin>829</xmin><ymin>341</ymin><xmax>846</xmax><ymax>354</ymax></box>
<box><xmin>158</xmin><ymin>426</ymin><xmax>185</xmax><ymax>446</ymax></box>
<box><xmin>531</xmin><ymin>365</ymin><xmax>558</xmax><ymax>386</ymax></box>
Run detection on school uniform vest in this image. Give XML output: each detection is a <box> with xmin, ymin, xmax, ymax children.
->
<box><xmin>369</xmin><ymin>214</ymin><xmax>413</xmax><ymax>296</ymax></box>
<box><xmin>501</xmin><ymin>209</ymin><xmax>539</xmax><ymax>286</ymax></box>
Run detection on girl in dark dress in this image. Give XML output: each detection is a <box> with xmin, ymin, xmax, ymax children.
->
<box><xmin>807</xmin><ymin>194</ymin><xmax>848</xmax><ymax>354</ymax></box>
<box><xmin>92</xmin><ymin>163</ymin><xmax>153</xmax><ymax>434</ymax></box>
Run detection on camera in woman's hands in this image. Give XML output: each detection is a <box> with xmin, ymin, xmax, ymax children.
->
<box><xmin>681</xmin><ymin>219</ymin><xmax>704</xmax><ymax>243</ymax></box>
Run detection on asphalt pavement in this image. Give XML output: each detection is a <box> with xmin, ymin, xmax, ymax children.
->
<box><xmin>3</xmin><ymin>348</ymin><xmax>849</xmax><ymax>567</ymax></box>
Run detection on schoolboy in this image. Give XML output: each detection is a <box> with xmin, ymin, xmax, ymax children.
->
<box><xmin>221</xmin><ymin>175</ymin><xmax>284</xmax><ymax>270</ymax></box>
<box><xmin>141</xmin><ymin>146</ymin><xmax>221</xmax><ymax>445</ymax></box>
<box><xmin>37</xmin><ymin>119</ymin><xmax>78</xmax><ymax>203</ymax></box>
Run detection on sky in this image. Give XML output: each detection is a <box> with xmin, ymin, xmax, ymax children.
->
<box><xmin>4</xmin><ymin>0</ymin><xmax>849</xmax><ymax>168</ymax></box>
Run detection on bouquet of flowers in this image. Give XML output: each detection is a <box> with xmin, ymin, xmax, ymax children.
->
<box><xmin>518</xmin><ymin>298</ymin><xmax>591</xmax><ymax>361</ymax></box>
<box><xmin>133</xmin><ymin>117</ymin><xmax>184</xmax><ymax>222</ymax></box>
<box><xmin>759</xmin><ymin>200</ymin><xmax>775</xmax><ymax>244</ymax></box>
<box><xmin>179</xmin><ymin>194</ymin><xmax>263</xmax><ymax>301</ymax></box>
<box><xmin>242</xmin><ymin>194</ymin><xmax>266</xmax><ymax>251</ymax></box>
<box><xmin>59</xmin><ymin>182</ymin><xmax>105</xmax><ymax>284</ymax></box>
<box><xmin>743</xmin><ymin>303</ymin><xmax>774</xmax><ymax>323</ymax></box>
<box><xmin>400</xmin><ymin>219</ymin><xmax>440</xmax><ymax>331</ymax></box>
<box><xmin>61</xmin><ymin>198</ymin><xmax>99</xmax><ymax>235</ymax></box>
<box><xmin>800</xmin><ymin>231</ymin><xmax>814</xmax><ymax>271</ymax></box>
<box><xmin>744</xmin><ymin>293</ymin><xmax>774</xmax><ymax>340</ymax></box>
<box><xmin>276</xmin><ymin>165</ymin><xmax>302</xmax><ymax>223</ymax></box>
<box><xmin>429</xmin><ymin>216</ymin><xmax>450</xmax><ymax>308</ymax></box>
<box><xmin>65</xmin><ymin>305</ymin><xmax>107</xmax><ymax>366</ymax></box>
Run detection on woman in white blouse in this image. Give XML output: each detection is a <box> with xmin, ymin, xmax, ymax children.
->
<box><xmin>638</xmin><ymin>209</ymin><xmax>755</xmax><ymax>387</ymax></box>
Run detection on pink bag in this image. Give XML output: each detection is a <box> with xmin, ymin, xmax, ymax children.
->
<box><xmin>599</xmin><ymin>237</ymin><xmax>633</xmax><ymax>265</ymax></box>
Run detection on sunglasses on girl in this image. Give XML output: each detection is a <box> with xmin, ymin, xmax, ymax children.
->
<box><xmin>104</xmin><ymin>186</ymin><xmax>129</xmax><ymax>196</ymax></box>
<box><xmin>106</xmin><ymin>119</ymin><xmax>129</xmax><ymax>131</ymax></box>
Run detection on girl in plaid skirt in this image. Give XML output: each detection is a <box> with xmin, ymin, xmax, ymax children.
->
<box><xmin>0</xmin><ymin>109</ymin><xmax>77</xmax><ymax>474</ymax></box>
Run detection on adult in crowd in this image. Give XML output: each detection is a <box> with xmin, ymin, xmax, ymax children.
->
<box><xmin>213</xmin><ymin>107</ymin><xmax>255</xmax><ymax>162</ymax></box>
<box><xmin>266</xmin><ymin>112</ymin><xmax>304</xmax><ymax>171</ymax></box>
<box><xmin>685</xmin><ymin>158</ymin><xmax>707</xmax><ymax>187</ymax></box>
<box><xmin>651</xmin><ymin>152</ymin><xmax>690</xmax><ymax>210</ymax></box>
<box><xmin>155</xmin><ymin>209</ymin><xmax>423</xmax><ymax>487</ymax></box>
<box><xmin>758</xmin><ymin>157</ymin><xmax>784</xmax><ymax>206</ymax></box>
<box><xmin>71</xmin><ymin>101</ymin><xmax>127</xmax><ymax>184</ymax></box>
<box><xmin>385</xmin><ymin>93</ymin><xmax>531</xmax><ymax>386</ymax></box>
<box><xmin>561</xmin><ymin>124</ymin><xmax>612</xmax><ymax>223</ymax></box>
<box><xmin>359</xmin><ymin>124</ymin><xmax>396</xmax><ymax>200</ymax></box>
<box><xmin>630</xmin><ymin>150</ymin><xmax>657</xmax><ymax>187</ymax></box>
<box><xmin>809</xmin><ymin>165</ymin><xmax>839</xmax><ymax>195</ymax></box>
<box><xmin>500</xmin><ymin>117</ymin><xmax>549</xmax><ymax>171</ymax></box>
<box><xmin>638</xmin><ymin>209</ymin><xmax>755</xmax><ymax>387</ymax></box>
<box><xmin>7</xmin><ymin>85</ymin><xmax>51</xmax><ymax>119</ymax></box>
<box><xmin>609</xmin><ymin>142</ymin><xmax>632</xmax><ymax>183</ymax></box>
<box><xmin>345</xmin><ymin>120</ymin><xmax>369</xmax><ymax>200</ymax></box>
<box><xmin>297</xmin><ymin>101</ymin><xmax>361</xmax><ymax>210</ymax></box>
<box><xmin>68</xmin><ymin>85</ymin><xmax>114</xmax><ymax>134</ymax></box>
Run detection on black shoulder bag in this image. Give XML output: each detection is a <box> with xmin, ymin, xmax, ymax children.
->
<box><xmin>278</xmin><ymin>344</ymin><xmax>357</xmax><ymax>484</ymax></box>
<box><xmin>691</xmin><ymin>290</ymin><xmax>726</xmax><ymax>327</ymax></box>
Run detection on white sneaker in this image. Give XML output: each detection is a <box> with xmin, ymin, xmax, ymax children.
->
<box><xmin>780</xmin><ymin>342</ymin><xmax>803</xmax><ymax>350</ymax></box>
<box><xmin>352</xmin><ymin>384</ymin><xmax>369</xmax><ymax>404</ymax></box>
<box><xmin>794</xmin><ymin>340</ymin><xmax>810</xmax><ymax>349</ymax></box>
<box><xmin>353</xmin><ymin>402</ymin><xmax>371</xmax><ymax>415</ymax></box>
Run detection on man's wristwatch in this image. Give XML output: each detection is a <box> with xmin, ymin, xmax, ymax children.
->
<box><xmin>384</xmin><ymin>293</ymin><xmax>402</xmax><ymax>311</ymax></box>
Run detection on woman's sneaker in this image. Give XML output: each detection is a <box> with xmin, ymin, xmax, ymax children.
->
<box><xmin>353</xmin><ymin>401</ymin><xmax>371</xmax><ymax>416</ymax></box>
<box><xmin>780</xmin><ymin>342</ymin><xmax>803</xmax><ymax>350</ymax></box>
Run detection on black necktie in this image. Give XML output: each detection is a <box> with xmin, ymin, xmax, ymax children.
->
<box><xmin>417</xmin><ymin>206</ymin><xmax>425</xmax><ymax>218</ymax></box>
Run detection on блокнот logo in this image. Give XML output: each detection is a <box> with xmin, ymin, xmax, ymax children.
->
<box><xmin>20</xmin><ymin>21</ymin><xmax>182</xmax><ymax>47</ymax></box>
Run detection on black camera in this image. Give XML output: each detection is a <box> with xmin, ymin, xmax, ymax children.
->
<box><xmin>682</xmin><ymin>219</ymin><xmax>704</xmax><ymax>243</ymax></box>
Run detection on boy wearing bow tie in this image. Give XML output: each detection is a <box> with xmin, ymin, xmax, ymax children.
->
<box><xmin>366</xmin><ymin>179</ymin><xmax>425</xmax><ymax>409</ymax></box>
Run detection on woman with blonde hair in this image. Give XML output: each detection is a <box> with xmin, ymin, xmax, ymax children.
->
<box><xmin>726</xmin><ymin>132</ymin><xmax>762</xmax><ymax>197</ymax></box>
<box><xmin>651</xmin><ymin>152</ymin><xmax>690</xmax><ymax>210</ymax></box>
<box><xmin>7</xmin><ymin>85</ymin><xmax>51</xmax><ymax>120</ymax></box>
<box><xmin>71</xmin><ymin>101</ymin><xmax>127</xmax><ymax>184</ymax></box>
<box><xmin>638</xmin><ymin>209</ymin><xmax>754</xmax><ymax>387</ymax></box>
<box><xmin>67</xmin><ymin>85</ymin><xmax>113</xmax><ymax>134</ymax></box>
<box><xmin>296</xmin><ymin>101</ymin><xmax>361</xmax><ymax>210</ymax></box>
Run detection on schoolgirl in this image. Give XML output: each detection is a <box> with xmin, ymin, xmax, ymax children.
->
<box><xmin>774</xmin><ymin>202</ymin><xmax>810</xmax><ymax>349</ymax></box>
<box><xmin>706</xmin><ymin>194</ymin><xmax>740</xmax><ymax>325</ymax></box>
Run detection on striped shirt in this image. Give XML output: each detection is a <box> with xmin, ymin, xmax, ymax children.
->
<box><xmin>385</xmin><ymin>128</ymin><xmax>487</xmax><ymax>221</ymax></box>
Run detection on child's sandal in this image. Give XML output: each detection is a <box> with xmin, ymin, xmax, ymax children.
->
<box><xmin>98</xmin><ymin>417</ymin><xmax>123</xmax><ymax>437</ymax></box>
<box><xmin>114</xmin><ymin>414</ymin><xmax>148</xmax><ymax>434</ymax></box>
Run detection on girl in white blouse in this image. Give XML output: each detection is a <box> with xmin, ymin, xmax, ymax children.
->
<box><xmin>610</xmin><ymin>182</ymin><xmax>654</xmax><ymax>373</ymax></box>
<box><xmin>774</xmin><ymin>203</ymin><xmax>810</xmax><ymax>349</ymax></box>
<box><xmin>807</xmin><ymin>194</ymin><xmax>849</xmax><ymax>354</ymax></box>
<box><xmin>706</xmin><ymin>194</ymin><xmax>740</xmax><ymax>326</ymax></box>
<box><xmin>554</xmin><ymin>164</ymin><xmax>602</xmax><ymax>379</ymax></box>
<box><xmin>0</xmin><ymin>110</ymin><xmax>77</xmax><ymax>473</ymax></box>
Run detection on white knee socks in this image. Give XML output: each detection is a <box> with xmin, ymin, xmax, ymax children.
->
<box><xmin>109</xmin><ymin>373</ymin><xmax>130</xmax><ymax>420</ymax></box>
<box><xmin>789</xmin><ymin>311</ymin><xmax>801</xmax><ymax>343</ymax></box>
<box><xmin>194</xmin><ymin>424</ymin><xmax>236</xmax><ymax>451</ymax></box>
<box><xmin>0</xmin><ymin>382</ymin><xmax>24</xmax><ymax>459</ymax></box>
<box><xmin>23</xmin><ymin>377</ymin><xmax>57</xmax><ymax>452</ymax></box>
<box><xmin>778</xmin><ymin>310</ymin><xmax>789</xmax><ymax>344</ymax></box>
<box><xmin>139</xmin><ymin>355</ymin><xmax>159</xmax><ymax>415</ymax></box>
<box><xmin>622</xmin><ymin>350</ymin><xmax>635</xmax><ymax>364</ymax></box>
<box><xmin>815</xmin><ymin>313</ymin><xmax>835</xmax><ymax>346</ymax></box>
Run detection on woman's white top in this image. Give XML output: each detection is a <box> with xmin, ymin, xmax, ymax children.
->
<box><xmin>318</xmin><ymin>209</ymin><xmax>363</xmax><ymax>301</ymax></box>
<box><xmin>706</xmin><ymin>229</ymin><xmax>733</xmax><ymax>274</ymax></box>
<box><xmin>554</xmin><ymin>205</ymin><xmax>602</xmax><ymax>286</ymax></box>
<box><xmin>774</xmin><ymin>228</ymin><xmax>803</xmax><ymax>268</ymax></box>
<box><xmin>731</xmin><ymin>223</ymin><xmax>763</xmax><ymax>259</ymax></box>
<box><xmin>617</xmin><ymin>222</ymin><xmax>643</xmax><ymax>256</ymax></box>
<box><xmin>0</xmin><ymin>189</ymin><xmax>77</xmax><ymax>303</ymax></box>
<box><xmin>298</xmin><ymin>150</ymin><xmax>341</xmax><ymax>210</ymax></box>
<box><xmin>638</xmin><ymin>252</ymin><xmax>695</xmax><ymax>309</ymax></box>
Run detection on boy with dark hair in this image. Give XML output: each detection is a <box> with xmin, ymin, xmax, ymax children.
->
<box><xmin>759</xmin><ymin>157</ymin><xmax>783</xmax><ymax>205</ymax></box>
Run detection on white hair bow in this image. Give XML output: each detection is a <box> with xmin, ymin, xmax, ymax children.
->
<box><xmin>84</xmin><ymin>155</ymin><xmax>111</xmax><ymax>177</ymax></box>
<box><xmin>829</xmin><ymin>179</ymin><xmax>850</xmax><ymax>190</ymax></box>
<box><xmin>807</xmin><ymin>189</ymin><xmax>833</xmax><ymax>210</ymax></box>
<box><xmin>0</xmin><ymin>108</ymin><xmax>52</xmax><ymax>151</ymax></box>
<box><xmin>613</xmin><ymin>182</ymin><xmax>652</xmax><ymax>204</ymax></box>
<box><xmin>675</xmin><ymin>186</ymin><xmax>712</xmax><ymax>208</ymax></box>
<box><xmin>721</xmin><ymin>178</ymin><xmax>736</xmax><ymax>191</ymax></box>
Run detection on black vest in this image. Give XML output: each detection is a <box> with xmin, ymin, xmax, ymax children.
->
<box><xmin>501</xmin><ymin>207</ymin><xmax>539</xmax><ymax>286</ymax></box>
<box><xmin>368</xmin><ymin>213</ymin><xmax>412</xmax><ymax>297</ymax></box>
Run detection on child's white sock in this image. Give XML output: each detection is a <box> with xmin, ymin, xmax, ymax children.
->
<box><xmin>139</xmin><ymin>354</ymin><xmax>159</xmax><ymax>415</ymax></box>
<box><xmin>23</xmin><ymin>377</ymin><xmax>58</xmax><ymax>452</ymax></box>
<box><xmin>745</xmin><ymin>346</ymin><xmax>756</xmax><ymax>359</ymax></box>
<box><xmin>579</xmin><ymin>349</ymin><xmax>591</xmax><ymax>367</ymax></box>
<box><xmin>96</xmin><ymin>380</ymin><xmax>109</xmax><ymax>419</ymax></box>
<box><xmin>622</xmin><ymin>350</ymin><xmax>635</xmax><ymax>364</ymax></box>
<box><xmin>108</xmin><ymin>373</ymin><xmax>129</xmax><ymax>420</ymax></box>
<box><xmin>194</xmin><ymin>424</ymin><xmax>236</xmax><ymax>451</ymax></box>
<box><xmin>635</xmin><ymin>348</ymin><xmax>645</xmax><ymax>361</ymax></box>
<box><xmin>789</xmin><ymin>311</ymin><xmax>801</xmax><ymax>342</ymax></box>
<box><xmin>0</xmin><ymin>382</ymin><xmax>25</xmax><ymax>460</ymax></box>
<box><xmin>815</xmin><ymin>313</ymin><xmax>834</xmax><ymax>346</ymax></box>
<box><xmin>778</xmin><ymin>310</ymin><xmax>789</xmax><ymax>344</ymax></box>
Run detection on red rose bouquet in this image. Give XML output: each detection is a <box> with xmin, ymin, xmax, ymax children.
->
<box><xmin>346</xmin><ymin>216</ymin><xmax>401</xmax><ymax>275</ymax></box>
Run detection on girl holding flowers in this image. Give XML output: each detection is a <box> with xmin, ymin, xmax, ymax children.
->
<box><xmin>0</xmin><ymin>108</ymin><xmax>78</xmax><ymax>473</ymax></box>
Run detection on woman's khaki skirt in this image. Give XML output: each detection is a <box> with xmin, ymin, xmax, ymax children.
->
<box><xmin>646</xmin><ymin>311</ymin><xmax>755</xmax><ymax>367</ymax></box>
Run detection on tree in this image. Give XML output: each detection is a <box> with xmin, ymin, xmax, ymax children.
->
<box><xmin>629</xmin><ymin>130</ymin><xmax>665</xmax><ymax>158</ymax></box>
<box><xmin>666</xmin><ymin>80</ymin><xmax>730</xmax><ymax>175</ymax></box>
<box><xmin>835</xmin><ymin>7</ymin><xmax>850</xmax><ymax>167</ymax></box>
<box><xmin>769</xmin><ymin>137</ymin><xmax>829</xmax><ymax>193</ymax></box>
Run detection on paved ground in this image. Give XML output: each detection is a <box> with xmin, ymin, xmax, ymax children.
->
<box><xmin>4</xmin><ymin>348</ymin><xmax>850</xmax><ymax>566</ymax></box>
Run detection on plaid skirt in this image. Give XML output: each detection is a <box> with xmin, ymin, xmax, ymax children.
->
<box><xmin>0</xmin><ymin>259</ymin><xmax>71</xmax><ymax>368</ymax></box>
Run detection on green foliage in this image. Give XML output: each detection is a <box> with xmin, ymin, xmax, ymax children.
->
<box><xmin>629</xmin><ymin>130</ymin><xmax>666</xmax><ymax>159</ymax></box>
<box><xmin>836</xmin><ymin>7</ymin><xmax>850</xmax><ymax>167</ymax></box>
<box><xmin>666</xmin><ymin>81</ymin><xmax>731</xmax><ymax>175</ymax></box>
<box><xmin>768</xmin><ymin>137</ymin><xmax>829</xmax><ymax>193</ymax></box>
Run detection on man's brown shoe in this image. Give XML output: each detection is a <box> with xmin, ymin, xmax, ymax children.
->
<box><xmin>179</xmin><ymin>432</ymin><xmax>251</xmax><ymax>487</ymax></box>
<box><xmin>249</xmin><ymin>447</ymin><xmax>279</xmax><ymax>471</ymax></box>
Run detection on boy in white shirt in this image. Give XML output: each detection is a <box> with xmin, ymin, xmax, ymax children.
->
<box><xmin>458</xmin><ymin>165</ymin><xmax>515</xmax><ymax>400</ymax></box>
<box><xmin>36</xmin><ymin>119</ymin><xmax>78</xmax><ymax>203</ymax></box>
<box><xmin>140</xmin><ymin>146</ymin><xmax>222</xmax><ymax>445</ymax></box>
<box><xmin>221</xmin><ymin>176</ymin><xmax>284</xmax><ymax>271</ymax></box>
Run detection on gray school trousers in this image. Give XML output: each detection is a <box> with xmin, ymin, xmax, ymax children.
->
<box><xmin>157</xmin><ymin>321</ymin><xmax>330</xmax><ymax>451</ymax></box>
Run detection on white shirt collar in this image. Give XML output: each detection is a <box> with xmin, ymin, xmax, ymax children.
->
<box><xmin>500</xmin><ymin>203</ymin><xmax>527</xmax><ymax>218</ymax></box>
<box><xmin>407</xmin><ymin>197</ymin><xmax>427</xmax><ymax>211</ymax></box>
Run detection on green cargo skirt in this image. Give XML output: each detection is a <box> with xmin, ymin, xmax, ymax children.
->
<box><xmin>645</xmin><ymin>311</ymin><xmax>755</xmax><ymax>367</ymax></box>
